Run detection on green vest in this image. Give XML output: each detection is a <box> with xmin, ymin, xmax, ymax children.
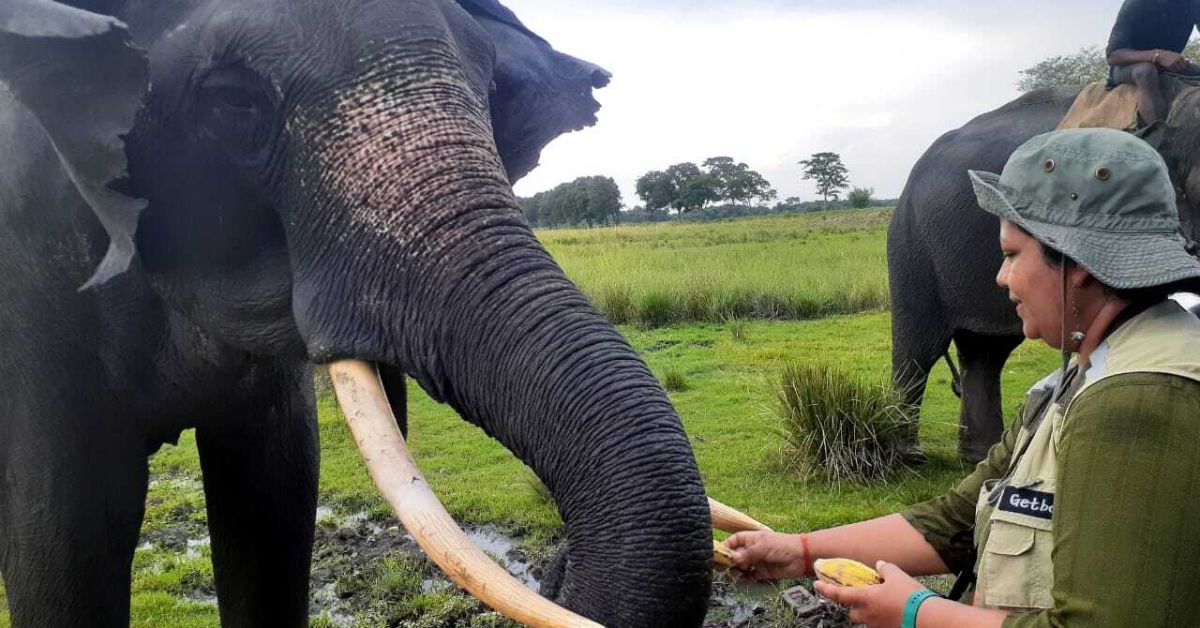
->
<box><xmin>972</xmin><ymin>300</ymin><xmax>1200</xmax><ymax>611</ymax></box>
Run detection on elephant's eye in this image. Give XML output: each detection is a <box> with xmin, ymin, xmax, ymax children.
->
<box><xmin>193</xmin><ymin>66</ymin><xmax>277</xmax><ymax>157</ymax></box>
<box><xmin>206</xmin><ymin>85</ymin><xmax>258</xmax><ymax>111</ymax></box>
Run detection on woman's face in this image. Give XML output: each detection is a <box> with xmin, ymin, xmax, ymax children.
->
<box><xmin>997</xmin><ymin>220</ymin><xmax>1064</xmax><ymax>347</ymax></box>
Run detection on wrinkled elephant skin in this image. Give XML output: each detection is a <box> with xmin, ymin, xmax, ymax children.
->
<box><xmin>0</xmin><ymin>1</ymin><xmax>710</xmax><ymax>626</ymax></box>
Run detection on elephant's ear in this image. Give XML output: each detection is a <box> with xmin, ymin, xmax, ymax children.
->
<box><xmin>0</xmin><ymin>0</ymin><xmax>148</xmax><ymax>289</ymax></box>
<box><xmin>456</xmin><ymin>0</ymin><xmax>611</xmax><ymax>182</ymax></box>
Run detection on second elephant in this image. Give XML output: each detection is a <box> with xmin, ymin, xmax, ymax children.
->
<box><xmin>889</xmin><ymin>80</ymin><xmax>1200</xmax><ymax>462</ymax></box>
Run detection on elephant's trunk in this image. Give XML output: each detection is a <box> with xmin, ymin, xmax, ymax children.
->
<box><xmin>283</xmin><ymin>45</ymin><xmax>712</xmax><ymax>626</ymax></box>
<box><xmin>409</xmin><ymin>245</ymin><xmax>713</xmax><ymax>626</ymax></box>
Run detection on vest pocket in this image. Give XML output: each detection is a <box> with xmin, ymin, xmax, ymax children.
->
<box><xmin>980</xmin><ymin>520</ymin><xmax>1054</xmax><ymax>610</ymax></box>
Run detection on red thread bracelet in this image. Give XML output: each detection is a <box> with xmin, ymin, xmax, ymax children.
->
<box><xmin>800</xmin><ymin>534</ymin><xmax>813</xmax><ymax>576</ymax></box>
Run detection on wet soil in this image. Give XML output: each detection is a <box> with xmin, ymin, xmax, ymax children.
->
<box><xmin>303</xmin><ymin>513</ymin><xmax>848</xmax><ymax>627</ymax></box>
<box><xmin>140</xmin><ymin>502</ymin><xmax>852</xmax><ymax>627</ymax></box>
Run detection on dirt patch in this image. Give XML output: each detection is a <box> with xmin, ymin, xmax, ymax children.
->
<box><xmin>139</xmin><ymin>501</ymin><xmax>857</xmax><ymax>627</ymax></box>
<box><xmin>703</xmin><ymin>574</ymin><xmax>853</xmax><ymax>628</ymax></box>
<box><xmin>306</xmin><ymin>513</ymin><xmax>838</xmax><ymax>627</ymax></box>
<box><xmin>307</xmin><ymin>512</ymin><xmax>529</xmax><ymax>626</ymax></box>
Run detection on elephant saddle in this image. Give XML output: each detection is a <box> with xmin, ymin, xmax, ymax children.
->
<box><xmin>1056</xmin><ymin>81</ymin><xmax>1140</xmax><ymax>132</ymax></box>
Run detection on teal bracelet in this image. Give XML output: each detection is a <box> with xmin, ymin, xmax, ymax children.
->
<box><xmin>901</xmin><ymin>588</ymin><xmax>939</xmax><ymax>628</ymax></box>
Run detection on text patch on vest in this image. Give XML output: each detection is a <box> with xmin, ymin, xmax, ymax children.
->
<box><xmin>997</xmin><ymin>485</ymin><xmax>1054</xmax><ymax>520</ymax></box>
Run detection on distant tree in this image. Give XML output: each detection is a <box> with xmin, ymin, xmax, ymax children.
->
<box><xmin>665</xmin><ymin>162</ymin><xmax>702</xmax><ymax>188</ymax></box>
<box><xmin>578</xmin><ymin>175</ymin><xmax>622</xmax><ymax>226</ymax></box>
<box><xmin>799</xmin><ymin>152</ymin><xmax>849</xmax><ymax>206</ymax></box>
<box><xmin>620</xmin><ymin>204</ymin><xmax>671</xmax><ymax>224</ymax></box>
<box><xmin>518</xmin><ymin>194</ymin><xmax>543</xmax><ymax>225</ymax></box>
<box><xmin>636</xmin><ymin>157</ymin><xmax>778</xmax><ymax>215</ymax></box>
<box><xmin>666</xmin><ymin>162</ymin><xmax>717</xmax><ymax>214</ymax></box>
<box><xmin>702</xmin><ymin>156</ymin><xmax>777</xmax><ymax>206</ymax></box>
<box><xmin>700</xmin><ymin>156</ymin><xmax>735</xmax><ymax>199</ymax></box>
<box><xmin>774</xmin><ymin>196</ymin><xmax>805</xmax><ymax>212</ymax></box>
<box><xmin>848</xmin><ymin>187</ymin><xmax>874</xmax><ymax>209</ymax></box>
<box><xmin>674</xmin><ymin>172</ymin><xmax>720</xmax><ymax>213</ymax></box>
<box><xmin>1017</xmin><ymin>42</ymin><xmax>1200</xmax><ymax>92</ymax></box>
<box><xmin>635</xmin><ymin>170</ymin><xmax>676</xmax><ymax>212</ymax></box>
<box><xmin>520</xmin><ymin>175</ymin><xmax>621</xmax><ymax>227</ymax></box>
<box><xmin>1016</xmin><ymin>46</ymin><xmax>1107</xmax><ymax>92</ymax></box>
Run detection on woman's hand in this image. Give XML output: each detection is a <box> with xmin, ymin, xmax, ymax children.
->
<box><xmin>724</xmin><ymin>530</ymin><xmax>808</xmax><ymax>580</ymax></box>
<box><xmin>813</xmin><ymin>561</ymin><xmax>925</xmax><ymax>628</ymax></box>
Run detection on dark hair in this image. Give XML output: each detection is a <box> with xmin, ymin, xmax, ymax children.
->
<box><xmin>1015</xmin><ymin>224</ymin><xmax>1200</xmax><ymax>306</ymax></box>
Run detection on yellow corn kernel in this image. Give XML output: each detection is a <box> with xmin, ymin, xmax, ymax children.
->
<box><xmin>813</xmin><ymin>558</ymin><xmax>881</xmax><ymax>587</ymax></box>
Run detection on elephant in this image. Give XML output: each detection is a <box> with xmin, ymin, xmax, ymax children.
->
<box><xmin>0</xmin><ymin>0</ymin><xmax>717</xmax><ymax>626</ymax></box>
<box><xmin>889</xmin><ymin>79</ymin><xmax>1200</xmax><ymax>463</ymax></box>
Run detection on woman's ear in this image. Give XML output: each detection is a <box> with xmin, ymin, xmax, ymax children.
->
<box><xmin>0</xmin><ymin>0</ymin><xmax>149</xmax><ymax>289</ymax></box>
<box><xmin>1070</xmin><ymin>262</ymin><xmax>1095</xmax><ymax>289</ymax></box>
<box><xmin>456</xmin><ymin>0</ymin><xmax>611</xmax><ymax>183</ymax></box>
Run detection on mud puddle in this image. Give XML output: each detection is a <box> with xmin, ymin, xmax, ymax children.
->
<box><xmin>140</xmin><ymin>499</ymin><xmax>847</xmax><ymax>626</ymax></box>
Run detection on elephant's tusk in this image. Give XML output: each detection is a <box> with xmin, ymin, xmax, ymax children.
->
<box><xmin>708</xmin><ymin>497</ymin><xmax>771</xmax><ymax>533</ymax></box>
<box><xmin>329</xmin><ymin>360</ymin><xmax>602</xmax><ymax>628</ymax></box>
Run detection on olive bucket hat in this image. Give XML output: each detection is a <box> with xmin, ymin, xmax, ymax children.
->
<box><xmin>969</xmin><ymin>127</ymin><xmax>1200</xmax><ymax>289</ymax></box>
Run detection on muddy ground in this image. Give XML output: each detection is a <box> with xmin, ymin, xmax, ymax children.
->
<box><xmin>140</xmin><ymin>499</ymin><xmax>853</xmax><ymax>627</ymax></box>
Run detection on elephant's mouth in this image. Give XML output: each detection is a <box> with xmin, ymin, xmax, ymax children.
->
<box><xmin>327</xmin><ymin>359</ymin><xmax>768</xmax><ymax>626</ymax></box>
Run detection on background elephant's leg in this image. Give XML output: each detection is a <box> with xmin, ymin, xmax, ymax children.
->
<box><xmin>0</xmin><ymin>406</ymin><xmax>148</xmax><ymax>627</ymax></box>
<box><xmin>195</xmin><ymin>363</ymin><xmax>318</xmax><ymax>628</ymax></box>
<box><xmin>889</xmin><ymin>297</ymin><xmax>953</xmax><ymax>455</ymax></box>
<box><xmin>888</xmin><ymin>208</ymin><xmax>956</xmax><ymax>459</ymax></box>
<box><xmin>954</xmin><ymin>330</ymin><xmax>1023</xmax><ymax>463</ymax></box>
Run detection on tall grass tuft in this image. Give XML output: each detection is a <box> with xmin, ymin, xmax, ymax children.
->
<box><xmin>775</xmin><ymin>362</ymin><xmax>916</xmax><ymax>484</ymax></box>
<box><xmin>595</xmin><ymin>282</ymin><xmax>633</xmax><ymax>324</ymax></box>
<box><xmin>661</xmin><ymin>368</ymin><xmax>689</xmax><ymax>392</ymax></box>
<box><xmin>636</xmin><ymin>291</ymin><xmax>675</xmax><ymax>328</ymax></box>
<box><xmin>725</xmin><ymin>316</ymin><xmax>749</xmax><ymax>343</ymax></box>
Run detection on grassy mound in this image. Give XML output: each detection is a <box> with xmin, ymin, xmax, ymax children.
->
<box><xmin>775</xmin><ymin>362</ymin><xmax>916</xmax><ymax>484</ymax></box>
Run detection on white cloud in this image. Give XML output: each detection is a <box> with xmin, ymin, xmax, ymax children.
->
<box><xmin>504</xmin><ymin>1</ymin><xmax>1126</xmax><ymax>204</ymax></box>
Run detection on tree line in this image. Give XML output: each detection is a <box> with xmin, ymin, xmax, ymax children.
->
<box><xmin>634</xmin><ymin>156</ymin><xmax>778</xmax><ymax>214</ymax></box>
<box><xmin>519</xmin><ymin>152</ymin><xmax>876</xmax><ymax>228</ymax></box>
<box><xmin>519</xmin><ymin>175</ymin><xmax>622</xmax><ymax>228</ymax></box>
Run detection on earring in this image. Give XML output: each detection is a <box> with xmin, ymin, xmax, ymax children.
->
<box><xmin>1070</xmin><ymin>297</ymin><xmax>1086</xmax><ymax>346</ymax></box>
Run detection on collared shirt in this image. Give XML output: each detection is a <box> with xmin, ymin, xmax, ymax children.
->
<box><xmin>901</xmin><ymin>301</ymin><xmax>1200</xmax><ymax>626</ymax></box>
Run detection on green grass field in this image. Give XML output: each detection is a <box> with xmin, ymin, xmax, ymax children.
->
<box><xmin>541</xmin><ymin>210</ymin><xmax>892</xmax><ymax>326</ymax></box>
<box><xmin>0</xmin><ymin>210</ymin><xmax>1053</xmax><ymax>626</ymax></box>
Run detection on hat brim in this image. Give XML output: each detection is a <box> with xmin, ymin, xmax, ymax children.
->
<box><xmin>969</xmin><ymin>170</ymin><xmax>1200</xmax><ymax>290</ymax></box>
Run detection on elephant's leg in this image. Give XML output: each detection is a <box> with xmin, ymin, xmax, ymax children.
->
<box><xmin>195</xmin><ymin>364</ymin><xmax>318</xmax><ymax>628</ymax></box>
<box><xmin>889</xmin><ymin>297</ymin><xmax>953</xmax><ymax>459</ymax></box>
<box><xmin>0</xmin><ymin>408</ymin><xmax>148</xmax><ymax>628</ymax></box>
<box><xmin>954</xmin><ymin>330</ymin><xmax>1023</xmax><ymax>463</ymax></box>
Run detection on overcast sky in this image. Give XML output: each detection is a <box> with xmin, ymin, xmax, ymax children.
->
<box><xmin>502</xmin><ymin>0</ymin><xmax>1142</xmax><ymax>205</ymax></box>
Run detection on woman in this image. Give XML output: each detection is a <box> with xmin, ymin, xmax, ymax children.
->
<box><xmin>728</xmin><ymin>128</ymin><xmax>1200</xmax><ymax>627</ymax></box>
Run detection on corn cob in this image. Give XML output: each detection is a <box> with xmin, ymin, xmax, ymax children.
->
<box><xmin>713</xmin><ymin>539</ymin><xmax>736</xmax><ymax>568</ymax></box>
<box><xmin>813</xmin><ymin>558</ymin><xmax>880</xmax><ymax>587</ymax></box>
